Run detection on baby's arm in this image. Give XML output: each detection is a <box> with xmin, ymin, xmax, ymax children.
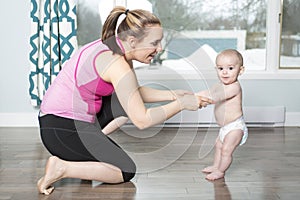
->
<box><xmin>196</xmin><ymin>82</ymin><xmax>241</xmax><ymax>103</ymax></box>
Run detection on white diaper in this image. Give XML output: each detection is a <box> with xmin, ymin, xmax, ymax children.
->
<box><xmin>219</xmin><ymin>116</ymin><xmax>248</xmax><ymax>146</ymax></box>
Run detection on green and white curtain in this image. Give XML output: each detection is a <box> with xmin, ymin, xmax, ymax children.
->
<box><xmin>29</xmin><ymin>0</ymin><xmax>78</xmax><ymax>106</ymax></box>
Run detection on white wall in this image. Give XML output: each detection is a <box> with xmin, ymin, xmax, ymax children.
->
<box><xmin>0</xmin><ymin>1</ymin><xmax>299</xmax><ymax>127</ymax></box>
<box><xmin>0</xmin><ymin>1</ymin><xmax>39</xmax><ymax>126</ymax></box>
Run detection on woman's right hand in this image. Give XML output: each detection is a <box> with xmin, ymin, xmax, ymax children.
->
<box><xmin>177</xmin><ymin>94</ymin><xmax>214</xmax><ymax>111</ymax></box>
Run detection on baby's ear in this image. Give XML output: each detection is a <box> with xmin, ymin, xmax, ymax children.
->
<box><xmin>239</xmin><ymin>66</ymin><xmax>245</xmax><ymax>75</ymax></box>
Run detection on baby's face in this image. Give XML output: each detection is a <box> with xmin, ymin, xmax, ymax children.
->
<box><xmin>215</xmin><ymin>55</ymin><xmax>244</xmax><ymax>85</ymax></box>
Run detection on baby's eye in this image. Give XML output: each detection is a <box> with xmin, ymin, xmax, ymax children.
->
<box><xmin>218</xmin><ymin>67</ymin><xmax>223</xmax><ymax>71</ymax></box>
<box><xmin>229</xmin><ymin>67</ymin><xmax>234</xmax><ymax>70</ymax></box>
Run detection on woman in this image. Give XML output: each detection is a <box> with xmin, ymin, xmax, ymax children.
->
<box><xmin>38</xmin><ymin>6</ymin><xmax>213</xmax><ymax>195</ymax></box>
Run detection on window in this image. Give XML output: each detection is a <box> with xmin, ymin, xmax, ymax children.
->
<box><xmin>76</xmin><ymin>0</ymin><xmax>153</xmax><ymax>47</ymax></box>
<box><xmin>76</xmin><ymin>0</ymin><xmax>102</xmax><ymax>46</ymax></box>
<box><xmin>279</xmin><ymin>0</ymin><xmax>300</xmax><ymax>69</ymax></box>
<box><xmin>76</xmin><ymin>0</ymin><xmax>300</xmax><ymax>77</ymax></box>
<box><xmin>152</xmin><ymin>0</ymin><xmax>267</xmax><ymax>71</ymax></box>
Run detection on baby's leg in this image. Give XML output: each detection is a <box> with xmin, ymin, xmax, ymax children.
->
<box><xmin>206</xmin><ymin>129</ymin><xmax>243</xmax><ymax>180</ymax></box>
<box><xmin>218</xmin><ymin>129</ymin><xmax>243</xmax><ymax>173</ymax></box>
<box><xmin>102</xmin><ymin>116</ymin><xmax>128</xmax><ymax>135</ymax></box>
<box><xmin>202</xmin><ymin>138</ymin><xmax>222</xmax><ymax>173</ymax></box>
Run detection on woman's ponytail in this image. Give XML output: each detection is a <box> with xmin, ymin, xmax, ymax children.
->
<box><xmin>102</xmin><ymin>6</ymin><xmax>161</xmax><ymax>55</ymax></box>
<box><xmin>102</xmin><ymin>6</ymin><xmax>126</xmax><ymax>55</ymax></box>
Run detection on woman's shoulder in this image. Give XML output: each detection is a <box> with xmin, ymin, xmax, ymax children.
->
<box><xmin>95</xmin><ymin>52</ymin><xmax>131</xmax><ymax>80</ymax></box>
<box><xmin>96</xmin><ymin>51</ymin><xmax>128</xmax><ymax>67</ymax></box>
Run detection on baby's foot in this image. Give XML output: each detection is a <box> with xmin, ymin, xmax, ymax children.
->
<box><xmin>202</xmin><ymin>166</ymin><xmax>217</xmax><ymax>173</ymax></box>
<box><xmin>37</xmin><ymin>156</ymin><xmax>66</xmax><ymax>195</ymax></box>
<box><xmin>205</xmin><ymin>170</ymin><xmax>225</xmax><ymax>181</ymax></box>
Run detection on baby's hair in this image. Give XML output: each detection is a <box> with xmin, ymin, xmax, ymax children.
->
<box><xmin>102</xmin><ymin>6</ymin><xmax>161</xmax><ymax>55</ymax></box>
<box><xmin>217</xmin><ymin>49</ymin><xmax>243</xmax><ymax>66</ymax></box>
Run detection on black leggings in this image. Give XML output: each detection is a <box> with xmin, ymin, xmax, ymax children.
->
<box><xmin>38</xmin><ymin>94</ymin><xmax>135</xmax><ymax>182</ymax></box>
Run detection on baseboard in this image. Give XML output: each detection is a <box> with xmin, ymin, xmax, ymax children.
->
<box><xmin>285</xmin><ymin>112</ymin><xmax>300</xmax><ymax>127</ymax></box>
<box><xmin>0</xmin><ymin>112</ymin><xmax>39</xmax><ymax>127</ymax></box>
<box><xmin>0</xmin><ymin>111</ymin><xmax>299</xmax><ymax>127</ymax></box>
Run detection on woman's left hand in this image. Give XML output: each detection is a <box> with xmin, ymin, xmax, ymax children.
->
<box><xmin>172</xmin><ymin>90</ymin><xmax>194</xmax><ymax>100</ymax></box>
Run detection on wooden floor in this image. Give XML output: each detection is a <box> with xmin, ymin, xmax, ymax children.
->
<box><xmin>1</xmin><ymin>126</ymin><xmax>300</xmax><ymax>200</ymax></box>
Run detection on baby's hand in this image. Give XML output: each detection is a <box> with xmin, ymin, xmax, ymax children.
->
<box><xmin>196</xmin><ymin>95</ymin><xmax>214</xmax><ymax>108</ymax></box>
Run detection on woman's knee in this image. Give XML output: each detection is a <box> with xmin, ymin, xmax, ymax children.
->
<box><xmin>121</xmin><ymin>171</ymin><xmax>136</xmax><ymax>182</ymax></box>
<box><xmin>121</xmin><ymin>160</ymin><xmax>136</xmax><ymax>182</ymax></box>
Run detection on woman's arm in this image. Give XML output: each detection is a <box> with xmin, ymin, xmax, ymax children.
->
<box><xmin>110</xmin><ymin>63</ymin><xmax>189</xmax><ymax>129</ymax></box>
<box><xmin>138</xmin><ymin>86</ymin><xmax>193</xmax><ymax>103</ymax></box>
<box><xmin>99</xmin><ymin>55</ymin><xmax>210</xmax><ymax>130</ymax></box>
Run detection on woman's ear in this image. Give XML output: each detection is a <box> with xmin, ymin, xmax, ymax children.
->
<box><xmin>127</xmin><ymin>36</ymin><xmax>136</xmax><ymax>49</ymax></box>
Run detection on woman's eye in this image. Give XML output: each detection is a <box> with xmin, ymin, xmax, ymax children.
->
<box><xmin>152</xmin><ymin>42</ymin><xmax>158</xmax><ymax>46</ymax></box>
<box><xmin>151</xmin><ymin>40</ymin><xmax>161</xmax><ymax>46</ymax></box>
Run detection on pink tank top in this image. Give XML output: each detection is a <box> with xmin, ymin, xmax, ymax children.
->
<box><xmin>41</xmin><ymin>39</ymin><xmax>114</xmax><ymax>123</ymax></box>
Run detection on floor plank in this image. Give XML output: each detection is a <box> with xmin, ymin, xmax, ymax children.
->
<box><xmin>0</xmin><ymin>126</ymin><xmax>300</xmax><ymax>199</ymax></box>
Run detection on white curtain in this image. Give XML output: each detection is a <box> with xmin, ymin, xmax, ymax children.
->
<box><xmin>29</xmin><ymin>0</ymin><xmax>78</xmax><ymax>106</ymax></box>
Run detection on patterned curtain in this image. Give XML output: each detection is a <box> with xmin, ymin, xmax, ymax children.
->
<box><xmin>29</xmin><ymin>0</ymin><xmax>78</xmax><ymax>106</ymax></box>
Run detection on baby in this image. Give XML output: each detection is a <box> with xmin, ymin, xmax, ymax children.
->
<box><xmin>196</xmin><ymin>49</ymin><xmax>248</xmax><ymax>181</ymax></box>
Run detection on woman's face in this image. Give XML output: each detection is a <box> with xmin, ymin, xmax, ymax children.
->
<box><xmin>129</xmin><ymin>24</ymin><xmax>163</xmax><ymax>64</ymax></box>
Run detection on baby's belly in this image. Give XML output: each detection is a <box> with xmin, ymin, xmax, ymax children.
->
<box><xmin>214</xmin><ymin>110</ymin><xmax>242</xmax><ymax>126</ymax></box>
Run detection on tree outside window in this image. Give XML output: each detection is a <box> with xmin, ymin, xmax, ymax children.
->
<box><xmin>280</xmin><ymin>0</ymin><xmax>300</xmax><ymax>69</ymax></box>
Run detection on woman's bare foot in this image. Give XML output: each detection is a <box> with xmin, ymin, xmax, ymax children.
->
<box><xmin>37</xmin><ymin>156</ymin><xmax>66</xmax><ymax>195</ymax></box>
<box><xmin>205</xmin><ymin>170</ymin><xmax>224</xmax><ymax>181</ymax></box>
<box><xmin>202</xmin><ymin>166</ymin><xmax>218</xmax><ymax>173</ymax></box>
<box><xmin>37</xmin><ymin>177</ymin><xmax>54</xmax><ymax>195</ymax></box>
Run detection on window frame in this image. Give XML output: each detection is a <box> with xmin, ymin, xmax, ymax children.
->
<box><xmin>256</xmin><ymin>0</ymin><xmax>300</xmax><ymax>79</ymax></box>
<box><xmin>76</xmin><ymin>0</ymin><xmax>300</xmax><ymax>80</ymax></box>
<box><xmin>278</xmin><ymin>0</ymin><xmax>300</xmax><ymax>70</ymax></box>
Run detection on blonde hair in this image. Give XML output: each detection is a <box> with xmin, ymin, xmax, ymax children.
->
<box><xmin>102</xmin><ymin>6</ymin><xmax>161</xmax><ymax>55</ymax></box>
<box><xmin>216</xmin><ymin>49</ymin><xmax>243</xmax><ymax>66</ymax></box>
